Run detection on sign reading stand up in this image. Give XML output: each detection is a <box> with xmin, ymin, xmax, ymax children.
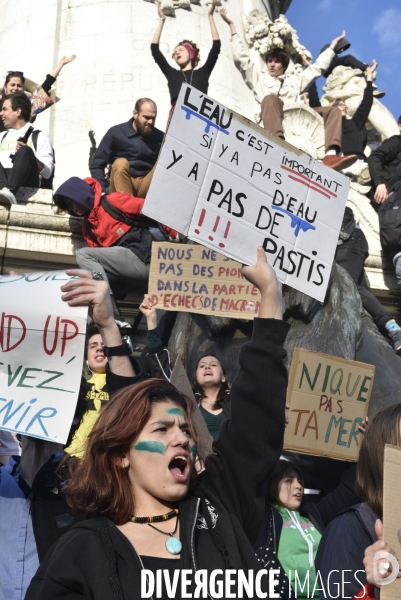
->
<box><xmin>0</xmin><ymin>272</ymin><xmax>87</xmax><ymax>444</ymax></box>
<box><xmin>143</xmin><ymin>84</ymin><xmax>350</xmax><ymax>302</ymax></box>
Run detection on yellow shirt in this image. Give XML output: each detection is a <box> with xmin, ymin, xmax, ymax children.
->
<box><xmin>65</xmin><ymin>373</ymin><xmax>108</xmax><ymax>458</ymax></box>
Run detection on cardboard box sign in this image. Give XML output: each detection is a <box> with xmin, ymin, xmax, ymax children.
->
<box><xmin>143</xmin><ymin>84</ymin><xmax>350</xmax><ymax>302</ymax></box>
<box><xmin>382</xmin><ymin>445</ymin><xmax>401</xmax><ymax>600</ymax></box>
<box><xmin>148</xmin><ymin>242</ymin><xmax>261</xmax><ymax>319</ymax></box>
<box><xmin>284</xmin><ymin>349</ymin><xmax>374</xmax><ymax>461</ymax></box>
<box><xmin>0</xmin><ymin>272</ymin><xmax>87</xmax><ymax>444</ymax></box>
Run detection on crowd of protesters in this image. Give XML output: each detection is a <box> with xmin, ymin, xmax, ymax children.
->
<box><xmin>1</xmin><ymin>2</ymin><xmax>401</xmax><ymax>599</ymax></box>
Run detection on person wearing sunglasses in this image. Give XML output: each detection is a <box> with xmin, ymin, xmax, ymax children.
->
<box><xmin>0</xmin><ymin>55</ymin><xmax>76</xmax><ymax>133</ymax></box>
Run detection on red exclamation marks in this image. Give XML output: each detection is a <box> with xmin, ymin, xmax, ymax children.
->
<box><xmin>194</xmin><ymin>208</ymin><xmax>206</xmax><ymax>234</ymax></box>
<box><xmin>219</xmin><ymin>221</ymin><xmax>231</xmax><ymax>248</ymax></box>
<box><xmin>208</xmin><ymin>216</ymin><xmax>220</xmax><ymax>241</ymax></box>
<box><xmin>193</xmin><ymin>208</ymin><xmax>231</xmax><ymax>248</ymax></box>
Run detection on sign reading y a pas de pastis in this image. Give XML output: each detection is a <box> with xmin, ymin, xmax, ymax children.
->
<box><xmin>0</xmin><ymin>272</ymin><xmax>87</xmax><ymax>444</ymax></box>
<box><xmin>143</xmin><ymin>84</ymin><xmax>350</xmax><ymax>302</ymax></box>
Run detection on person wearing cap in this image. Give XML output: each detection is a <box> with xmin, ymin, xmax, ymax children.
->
<box><xmin>52</xmin><ymin>175</ymin><xmax>177</xmax><ymax>325</ymax></box>
<box><xmin>151</xmin><ymin>0</ymin><xmax>221</xmax><ymax>109</ymax></box>
<box><xmin>90</xmin><ymin>98</ymin><xmax>163</xmax><ymax>196</ymax></box>
<box><xmin>220</xmin><ymin>11</ymin><xmax>358</xmax><ymax>172</ymax></box>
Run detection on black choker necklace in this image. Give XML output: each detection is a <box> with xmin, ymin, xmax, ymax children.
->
<box><xmin>130</xmin><ymin>508</ymin><xmax>179</xmax><ymax>524</ymax></box>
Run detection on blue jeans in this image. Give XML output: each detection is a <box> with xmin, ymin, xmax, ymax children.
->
<box><xmin>394</xmin><ymin>253</ymin><xmax>401</xmax><ymax>285</ymax></box>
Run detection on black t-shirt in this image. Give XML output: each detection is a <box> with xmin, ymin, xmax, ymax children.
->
<box><xmin>151</xmin><ymin>40</ymin><xmax>221</xmax><ymax>104</ymax></box>
<box><xmin>141</xmin><ymin>555</ymin><xmax>183</xmax><ymax>600</ymax></box>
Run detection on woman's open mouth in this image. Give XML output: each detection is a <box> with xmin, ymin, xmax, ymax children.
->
<box><xmin>168</xmin><ymin>454</ymin><xmax>190</xmax><ymax>482</ymax></box>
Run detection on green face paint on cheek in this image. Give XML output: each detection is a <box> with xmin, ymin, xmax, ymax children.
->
<box><xmin>133</xmin><ymin>441</ymin><xmax>165</xmax><ymax>454</ymax></box>
<box><xmin>191</xmin><ymin>444</ymin><xmax>197</xmax><ymax>458</ymax></box>
<box><xmin>166</xmin><ymin>408</ymin><xmax>185</xmax><ymax>417</ymax></box>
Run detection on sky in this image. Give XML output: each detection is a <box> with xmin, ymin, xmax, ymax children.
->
<box><xmin>286</xmin><ymin>0</ymin><xmax>401</xmax><ymax>120</ymax></box>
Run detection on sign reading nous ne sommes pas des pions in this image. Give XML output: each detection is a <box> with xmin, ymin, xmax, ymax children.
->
<box><xmin>143</xmin><ymin>84</ymin><xmax>350</xmax><ymax>302</ymax></box>
<box><xmin>0</xmin><ymin>272</ymin><xmax>87</xmax><ymax>444</ymax></box>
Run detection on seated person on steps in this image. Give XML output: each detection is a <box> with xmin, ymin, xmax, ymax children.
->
<box><xmin>90</xmin><ymin>98</ymin><xmax>163</xmax><ymax>197</ymax></box>
<box><xmin>220</xmin><ymin>10</ymin><xmax>357</xmax><ymax>172</ymax></box>
<box><xmin>308</xmin><ymin>60</ymin><xmax>377</xmax><ymax>176</ymax></box>
<box><xmin>0</xmin><ymin>93</ymin><xmax>55</xmax><ymax>205</ymax></box>
<box><xmin>53</xmin><ymin>176</ymin><xmax>178</xmax><ymax>324</ymax></box>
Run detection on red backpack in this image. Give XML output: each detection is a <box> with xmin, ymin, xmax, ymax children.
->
<box><xmin>83</xmin><ymin>178</ymin><xmax>159</xmax><ymax>247</ymax></box>
<box><xmin>82</xmin><ymin>178</ymin><xmax>177</xmax><ymax>247</ymax></box>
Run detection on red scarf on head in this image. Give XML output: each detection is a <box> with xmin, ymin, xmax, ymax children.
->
<box><xmin>181</xmin><ymin>42</ymin><xmax>195</xmax><ymax>66</ymax></box>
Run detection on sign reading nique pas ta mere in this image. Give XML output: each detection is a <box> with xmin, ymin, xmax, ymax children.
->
<box><xmin>0</xmin><ymin>272</ymin><xmax>87</xmax><ymax>444</ymax></box>
<box><xmin>143</xmin><ymin>84</ymin><xmax>350</xmax><ymax>302</ymax></box>
<box><xmin>284</xmin><ymin>349</ymin><xmax>374</xmax><ymax>461</ymax></box>
<box><xmin>148</xmin><ymin>242</ymin><xmax>261</xmax><ymax>319</ymax></box>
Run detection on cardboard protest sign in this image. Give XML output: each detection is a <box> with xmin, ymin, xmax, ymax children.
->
<box><xmin>382</xmin><ymin>445</ymin><xmax>401</xmax><ymax>600</ymax></box>
<box><xmin>284</xmin><ymin>349</ymin><xmax>374</xmax><ymax>461</ymax></box>
<box><xmin>170</xmin><ymin>356</ymin><xmax>214</xmax><ymax>458</ymax></box>
<box><xmin>143</xmin><ymin>84</ymin><xmax>350</xmax><ymax>302</ymax></box>
<box><xmin>0</xmin><ymin>272</ymin><xmax>87</xmax><ymax>444</ymax></box>
<box><xmin>148</xmin><ymin>242</ymin><xmax>261</xmax><ymax>319</ymax></box>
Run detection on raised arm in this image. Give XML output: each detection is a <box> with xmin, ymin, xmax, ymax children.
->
<box><xmin>151</xmin><ymin>2</ymin><xmax>166</xmax><ymax>45</ymax></box>
<box><xmin>200</xmin><ymin>248</ymin><xmax>290</xmax><ymax>544</ymax></box>
<box><xmin>300</xmin><ymin>31</ymin><xmax>346</xmax><ymax>93</ymax></box>
<box><xmin>351</xmin><ymin>60</ymin><xmax>376</xmax><ymax>131</ymax></box>
<box><xmin>220</xmin><ymin>8</ymin><xmax>237</xmax><ymax>36</ymax></box>
<box><xmin>49</xmin><ymin>55</ymin><xmax>76</xmax><ymax>80</ymax></box>
<box><xmin>208</xmin><ymin>0</ymin><xmax>220</xmax><ymax>41</ymax></box>
<box><xmin>61</xmin><ymin>270</ymin><xmax>136</xmax><ymax>378</ymax></box>
<box><xmin>221</xmin><ymin>9</ymin><xmax>260</xmax><ymax>98</ymax></box>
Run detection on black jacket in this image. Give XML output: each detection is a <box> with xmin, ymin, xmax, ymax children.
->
<box><xmin>26</xmin><ymin>317</ymin><xmax>290</xmax><ymax>599</ymax></box>
<box><xmin>324</xmin><ymin>54</ymin><xmax>367</xmax><ymax>79</ymax></box>
<box><xmin>315</xmin><ymin>502</ymin><xmax>378</xmax><ymax>599</ymax></box>
<box><xmin>253</xmin><ymin>465</ymin><xmax>359</xmax><ymax>599</ymax></box>
<box><xmin>340</xmin><ymin>81</ymin><xmax>373</xmax><ymax>159</ymax></box>
<box><xmin>151</xmin><ymin>41</ymin><xmax>221</xmax><ymax>104</ymax></box>
<box><xmin>368</xmin><ymin>134</ymin><xmax>401</xmax><ymax>193</ymax></box>
<box><xmin>90</xmin><ymin>119</ymin><xmax>164</xmax><ymax>192</ymax></box>
<box><xmin>309</xmin><ymin>82</ymin><xmax>373</xmax><ymax>159</ymax></box>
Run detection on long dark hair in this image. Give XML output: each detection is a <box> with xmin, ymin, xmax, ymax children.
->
<box><xmin>66</xmin><ymin>379</ymin><xmax>203</xmax><ymax>524</ymax></box>
<box><xmin>356</xmin><ymin>403</ymin><xmax>401</xmax><ymax>518</ymax></box>
<box><xmin>192</xmin><ymin>354</ymin><xmax>230</xmax><ymax>411</ymax></box>
<box><xmin>266</xmin><ymin>459</ymin><xmax>304</xmax><ymax>506</ymax></box>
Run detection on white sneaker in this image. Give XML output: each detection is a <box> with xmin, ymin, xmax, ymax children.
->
<box><xmin>0</xmin><ymin>187</ymin><xmax>17</xmax><ymax>205</ymax></box>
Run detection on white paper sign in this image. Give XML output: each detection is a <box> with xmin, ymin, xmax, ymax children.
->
<box><xmin>0</xmin><ymin>271</ymin><xmax>88</xmax><ymax>443</ymax></box>
<box><xmin>144</xmin><ymin>84</ymin><xmax>350</xmax><ymax>302</ymax></box>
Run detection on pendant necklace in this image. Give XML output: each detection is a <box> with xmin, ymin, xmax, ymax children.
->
<box><xmin>182</xmin><ymin>69</ymin><xmax>194</xmax><ymax>86</ymax></box>
<box><xmin>148</xmin><ymin>515</ymin><xmax>182</xmax><ymax>555</ymax></box>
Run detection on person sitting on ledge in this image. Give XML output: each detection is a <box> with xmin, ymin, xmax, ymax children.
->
<box><xmin>0</xmin><ymin>93</ymin><xmax>55</xmax><ymax>205</ymax></box>
<box><xmin>53</xmin><ymin>176</ymin><xmax>177</xmax><ymax>325</ymax></box>
<box><xmin>309</xmin><ymin>60</ymin><xmax>377</xmax><ymax>176</ymax></box>
<box><xmin>220</xmin><ymin>10</ymin><xmax>357</xmax><ymax>172</ymax></box>
<box><xmin>90</xmin><ymin>98</ymin><xmax>163</xmax><ymax>196</ymax></box>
